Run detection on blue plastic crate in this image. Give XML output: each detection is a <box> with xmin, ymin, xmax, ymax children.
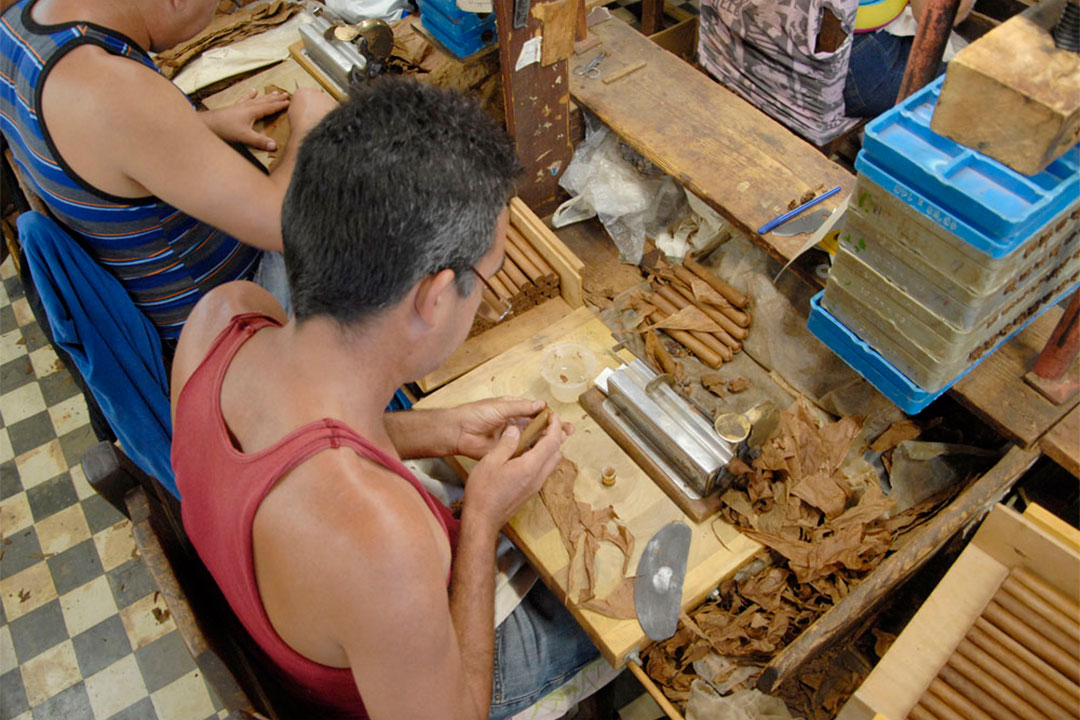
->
<box><xmin>418</xmin><ymin>0</ymin><xmax>496</xmax><ymax>58</ymax></box>
<box><xmin>418</xmin><ymin>0</ymin><xmax>495</xmax><ymax>29</ymax></box>
<box><xmin>858</xmin><ymin>77</ymin><xmax>1080</xmax><ymax>259</ymax></box>
<box><xmin>808</xmin><ymin>284</ymin><xmax>1080</xmax><ymax>414</ymax></box>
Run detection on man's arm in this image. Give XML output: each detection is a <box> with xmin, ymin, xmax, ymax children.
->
<box><xmin>40</xmin><ymin>48</ymin><xmax>335</xmax><ymax>252</ymax></box>
<box><xmin>323</xmin><ymin>415</ymin><xmax>567</xmax><ymax>719</ymax></box>
<box><xmin>385</xmin><ymin>397</ymin><xmax>553</xmax><ymax>460</ymax></box>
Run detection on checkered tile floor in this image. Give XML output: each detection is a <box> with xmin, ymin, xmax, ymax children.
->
<box><xmin>0</xmin><ymin>257</ymin><xmax>229</xmax><ymax>720</ymax></box>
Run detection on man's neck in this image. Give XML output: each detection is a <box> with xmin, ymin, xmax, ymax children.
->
<box><xmin>31</xmin><ymin>0</ymin><xmax>151</xmax><ymax>49</ymax></box>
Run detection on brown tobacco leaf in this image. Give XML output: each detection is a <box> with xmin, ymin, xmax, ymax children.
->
<box><xmin>869</xmin><ymin>419</ymin><xmax>922</xmax><ymax>453</ymax></box>
<box><xmin>537</xmin><ymin>458</ymin><xmax>638</xmax><ymax>615</ymax></box>
<box><xmin>701</xmin><ymin>372</ymin><xmax>726</xmax><ymax>397</ymax></box>
<box><xmin>645</xmin><ymin>330</ymin><xmax>677</xmax><ymax>377</ymax></box>
<box><xmin>646</xmin><ymin>306</ymin><xmax>724</xmax><ymax>334</ymax></box>
<box><xmin>727</xmin><ymin>377</ymin><xmax>750</xmax><ymax>394</ymax></box>
<box><xmin>581</xmin><ymin>576</ymin><xmax>637</xmax><ymax>619</ymax></box>
<box><xmin>690</xmin><ymin>278</ymin><xmax>733</xmax><ymax>309</ymax></box>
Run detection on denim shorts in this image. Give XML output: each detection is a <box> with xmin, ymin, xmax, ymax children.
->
<box><xmin>843</xmin><ymin>31</ymin><xmax>914</xmax><ymax>117</ymax></box>
<box><xmin>489</xmin><ymin>583</ymin><xmax>600</xmax><ymax>719</ymax></box>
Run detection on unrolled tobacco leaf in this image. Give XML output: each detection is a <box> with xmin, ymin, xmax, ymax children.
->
<box><xmin>690</xmin><ymin>278</ymin><xmax>733</xmax><ymax>309</ymax></box>
<box><xmin>581</xmin><ymin>576</ymin><xmax>637</xmax><ymax>619</ymax></box>
<box><xmin>645</xmin><ymin>306</ymin><xmax>724</xmax><ymax>334</ymax></box>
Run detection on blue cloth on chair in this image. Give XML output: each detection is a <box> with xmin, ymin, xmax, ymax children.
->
<box><xmin>19</xmin><ymin>212</ymin><xmax>176</xmax><ymax>495</ymax></box>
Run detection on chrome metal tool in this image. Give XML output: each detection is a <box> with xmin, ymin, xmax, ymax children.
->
<box><xmin>298</xmin><ymin>16</ymin><xmax>392</xmax><ymax>92</ymax></box>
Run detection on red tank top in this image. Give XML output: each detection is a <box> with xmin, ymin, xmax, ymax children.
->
<box><xmin>173</xmin><ymin>313</ymin><xmax>460</xmax><ymax>719</ymax></box>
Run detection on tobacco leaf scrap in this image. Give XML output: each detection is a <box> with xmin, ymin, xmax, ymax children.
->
<box><xmin>537</xmin><ymin>459</ymin><xmax>638</xmax><ymax>619</ymax></box>
<box><xmin>727</xmin><ymin>377</ymin><xmax>750</xmax><ymax>394</ymax></box>
<box><xmin>645</xmin><ymin>306</ymin><xmax>725</xmax><ymax>334</ymax></box>
<box><xmin>690</xmin><ymin>278</ymin><xmax>733</xmax><ymax>309</ymax></box>
<box><xmin>643</xmin><ymin>397</ymin><xmax>950</xmax><ymax>709</ymax></box>
<box><xmin>701</xmin><ymin>372</ymin><xmax>726</xmax><ymax>397</ymax></box>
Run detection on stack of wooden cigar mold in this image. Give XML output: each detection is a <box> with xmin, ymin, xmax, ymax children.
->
<box><xmin>469</xmin><ymin>198</ymin><xmax>571</xmax><ymax>337</ymax></box>
<box><xmin>909</xmin><ymin>565</ymin><xmax>1079</xmax><ymax>720</ymax></box>
<box><xmin>638</xmin><ymin>254</ymin><xmax>753</xmax><ymax>370</ymax></box>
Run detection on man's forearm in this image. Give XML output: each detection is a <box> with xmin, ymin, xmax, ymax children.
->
<box><xmin>448</xmin><ymin>510</ymin><xmax>499</xmax><ymax>718</ymax></box>
<box><xmin>385</xmin><ymin>409</ymin><xmax>457</xmax><ymax>459</ymax></box>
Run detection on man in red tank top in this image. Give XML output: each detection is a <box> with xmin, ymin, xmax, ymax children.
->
<box><xmin>170</xmin><ymin>79</ymin><xmax>601</xmax><ymax>719</ymax></box>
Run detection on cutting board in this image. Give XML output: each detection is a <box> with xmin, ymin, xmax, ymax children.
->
<box><xmin>416</xmin><ymin>307</ymin><xmax>760</xmax><ymax>665</ymax></box>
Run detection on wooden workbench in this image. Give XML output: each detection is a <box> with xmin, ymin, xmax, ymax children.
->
<box><xmin>568</xmin><ymin>17</ymin><xmax>854</xmax><ymax>266</ymax></box>
<box><xmin>415</xmin><ymin>307</ymin><xmax>761</xmax><ymax>666</ymax></box>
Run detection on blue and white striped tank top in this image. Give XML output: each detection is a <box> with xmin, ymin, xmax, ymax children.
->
<box><xmin>0</xmin><ymin>0</ymin><xmax>260</xmax><ymax>340</ymax></box>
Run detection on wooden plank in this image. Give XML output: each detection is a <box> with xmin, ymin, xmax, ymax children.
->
<box><xmin>931</xmin><ymin>0</ymin><xmax>1080</xmax><ymax>175</ymax></box>
<box><xmin>1040</xmin><ymin>405</ymin><xmax>1080</xmax><ymax>479</ymax></box>
<box><xmin>416</xmin><ymin>309</ymin><xmax>761</xmax><ymax>666</ymax></box>
<box><xmin>533</xmin><ymin>0</ymin><xmax>579</xmax><ymax>66</ymax></box>
<box><xmin>494</xmin><ymin>0</ymin><xmax>574</xmax><ymax>210</ymax></box>
<box><xmin>568</xmin><ymin>17</ymin><xmax>854</xmax><ymax>265</ymax></box>
<box><xmin>418</xmin><ymin>297</ymin><xmax>571</xmax><ymax>392</ymax></box>
<box><xmin>510</xmin><ymin>197</ymin><xmax>585</xmax><ymax>308</ymax></box>
<box><xmin>838</xmin><ymin>503</ymin><xmax>1080</xmax><ymax>720</ymax></box>
<box><xmin>649</xmin><ymin>17</ymin><xmax>698</xmax><ymax>61</ymax></box>
<box><xmin>952</xmin><ymin>306</ymin><xmax>1080</xmax><ymax>449</ymax></box>
<box><xmin>1024</xmin><ymin>502</ymin><xmax>1080</xmax><ymax>553</ymax></box>
<box><xmin>757</xmin><ymin>444</ymin><xmax>1042</xmax><ymax>693</ymax></box>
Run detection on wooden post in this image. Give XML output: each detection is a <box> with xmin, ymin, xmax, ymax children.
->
<box><xmin>896</xmin><ymin>0</ymin><xmax>960</xmax><ymax>103</ymax></box>
<box><xmin>1024</xmin><ymin>291</ymin><xmax>1080</xmax><ymax>404</ymax></box>
<box><xmin>494</xmin><ymin>0</ymin><xmax>575</xmax><ymax>213</ymax></box>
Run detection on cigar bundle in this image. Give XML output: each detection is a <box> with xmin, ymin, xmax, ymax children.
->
<box><xmin>909</xmin><ymin>565</ymin><xmax>1080</xmax><ymax>720</ymax></box>
<box><xmin>636</xmin><ymin>255</ymin><xmax>753</xmax><ymax>370</ymax></box>
<box><xmin>468</xmin><ymin>215</ymin><xmax>561</xmax><ymax>337</ymax></box>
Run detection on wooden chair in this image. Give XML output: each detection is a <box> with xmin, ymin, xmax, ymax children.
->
<box><xmin>82</xmin><ymin>442</ymin><xmax>302</xmax><ymax>719</ymax></box>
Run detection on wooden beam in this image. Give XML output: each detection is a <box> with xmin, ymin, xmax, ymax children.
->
<box><xmin>1040</xmin><ymin>405</ymin><xmax>1080</xmax><ymax>478</ymax></box>
<box><xmin>494</xmin><ymin>0</ymin><xmax>575</xmax><ymax>212</ymax></box>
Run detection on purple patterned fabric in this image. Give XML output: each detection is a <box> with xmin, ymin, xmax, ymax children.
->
<box><xmin>698</xmin><ymin>0</ymin><xmax>861</xmax><ymax>145</ymax></box>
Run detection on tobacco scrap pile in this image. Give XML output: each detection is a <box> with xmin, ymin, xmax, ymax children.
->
<box><xmin>538</xmin><ymin>459</ymin><xmax>638</xmax><ymax>619</ymax></box>
<box><xmin>644</xmin><ymin>398</ymin><xmax>954</xmax><ymax>706</ymax></box>
<box><xmin>155</xmin><ymin>0</ymin><xmax>301</xmax><ymax>79</ymax></box>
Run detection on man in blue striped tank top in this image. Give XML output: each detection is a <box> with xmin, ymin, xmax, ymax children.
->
<box><xmin>0</xmin><ymin>0</ymin><xmax>337</xmax><ymax>342</ymax></box>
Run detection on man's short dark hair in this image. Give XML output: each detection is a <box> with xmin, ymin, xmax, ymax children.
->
<box><xmin>282</xmin><ymin>78</ymin><xmax>520</xmax><ymax>325</ymax></box>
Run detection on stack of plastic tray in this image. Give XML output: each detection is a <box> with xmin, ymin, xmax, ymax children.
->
<box><xmin>417</xmin><ymin>0</ymin><xmax>496</xmax><ymax>58</ymax></box>
<box><xmin>809</xmin><ymin>77</ymin><xmax>1080</xmax><ymax>413</ymax></box>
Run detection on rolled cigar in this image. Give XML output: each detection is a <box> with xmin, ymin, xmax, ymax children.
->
<box><xmin>984</xmin><ymin>602</ymin><xmax>1080</xmax><ymax>683</ymax></box>
<box><xmin>992</xmin><ymin>590</ymin><xmax>1080</xmax><ymax>661</ymax></box>
<box><xmin>658</xmin><ymin>281</ymin><xmax>746</xmax><ymax>345</ymax></box>
<box><xmin>487</xmin><ymin>272</ymin><xmax>514</xmax><ymax>301</ymax></box>
<box><xmin>508</xmin><ymin>226</ymin><xmax>556</xmax><ymax>277</ymax></box>
<box><xmin>645</xmin><ymin>329</ymin><xmax>678</xmax><ymax>376</ymax></box>
<box><xmin>647</xmin><ymin>292</ymin><xmax>734</xmax><ymax>362</ymax></box>
<box><xmin>496</xmin><ymin>269</ymin><xmax>520</xmax><ymax>295</ymax></box>
<box><xmin>515</xmin><ymin>407</ymin><xmax>551</xmax><ymax>456</ymax></box>
<box><xmin>926</xmin><ymin>679</ymin><xmax>994</xmax><ymax>720</ymax></box>
<box><xmin>502</xmin><ymin>257</ymin><xmax>532</xmax><ymax>293</ymax></box>
<box><xmin>917</xmin><ymin>691</ymin><xmax>963</xmax><ymax>720</ymax></box>
<box><xmin>970</xmin><ymin>619</ymin><xmax>1080</xmax><ymax>707</ymax></box>
<box><xmin>956</xmin><ymin>638</ymin><xmax>1075</xmax><ymax>720</ymax></box>
<box><xmin>643</xmin><ymin>307</ymin><xmax>723</xmax><ymax>368</ymax></box>
<box><xmin>907</xmin><ymin>703</ymin><xmax>940</xmax><ymax>720</ymax></box>
<box><xmin>671</xmin><ymin>265</ymin><xmax>750</xmax><ymax>327</ymax></box>
<box><xmin>1013</xmin><ymin>567</ymin><xmax>1080</xmax><ymax>620</ymax></box>
<box><xmin>504</xmin><ymin>235</ymin><xmax>545</xmax><ymax>283</ymax></box>
<box><xmin>1001</xmin><ymin>576</ymin><xmax>1080</xmax><ymax>644</ymax></box>
<box><xmin>939</xmin><ymin>665</ymin><xmax>1025</xmax><ymax>720</ymax></box>
<box><xmin>947</xmin><ymin>651</ymin><xmax>1052</xmax><ymax>720</ymax></box>
<box><xmin>684</xmin><ymin>256</ymin><xmax>750</xmax><ymax>308</ymax></box>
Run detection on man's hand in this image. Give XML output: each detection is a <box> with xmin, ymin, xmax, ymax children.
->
<box><xmin>450</xmin><ymin>397</ymin><xmax>574</xmax><ymax>460</ymax></box>
<box><xmin>463</xmin><ymin>411</ymin><xmax>567</xmax><ymax>531</ymax></box>
<box><xmin>200</xmin><ymin>89</ymin><xmax>290</xmax><ymax>151</ymax></box>
<box><xmin>287</xmin><ymin>87</ymin><xmax>338</xmax><ymax>140</ymax></box>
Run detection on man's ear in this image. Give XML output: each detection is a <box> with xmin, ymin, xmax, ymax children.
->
<box><xmin>413</xmin><ymin>269</ymin><xmax>458</xmax><ymax>328</ymax></box>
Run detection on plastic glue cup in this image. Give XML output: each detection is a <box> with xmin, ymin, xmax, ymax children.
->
<box><xmin>540</xmin><ymin>343</ymin><xmax>597</xmax><ymax>403</ymax></box>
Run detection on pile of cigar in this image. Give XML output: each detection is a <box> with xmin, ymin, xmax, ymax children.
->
<box><xmin>469</xmin><ymin>216</ymin><xmax>561</xmax><ymax>337</ymax></box>
<box><xmin>641</xmin><ymin>257</ymin><xmax>752</xmax><ymax>369</ymax></box>
<box><xmin>909</xmin><ymin>565</ymin><xmax>1079</xmax><ymax>720</ymax></box>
